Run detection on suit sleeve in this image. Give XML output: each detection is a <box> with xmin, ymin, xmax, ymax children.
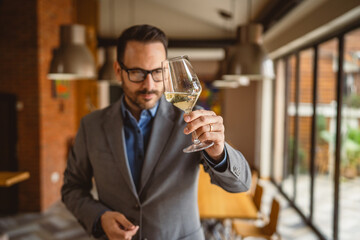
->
<box><xmin>61</xmin><ymin>119</ymin><xmax>110</xmax><ymax>236</ymax></box>
<box><xmin>202</xmin><ymin>142</ymin><xmax>252</xmax><ymax>193</ymax></box>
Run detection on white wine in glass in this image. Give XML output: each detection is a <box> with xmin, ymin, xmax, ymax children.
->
<box><xmin>162</xmin><ymin>56</ymin><xmax>214</xmax><ymax>153</ymax></box>
<box><xmin>164</xmin><ymin>92</ymin><xmax>198</xmax><ymax>114</ymax></box>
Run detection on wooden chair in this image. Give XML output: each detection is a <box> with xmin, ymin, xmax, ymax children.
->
<box><xmin>0</xmin><ymin>233</ymin><xmax>9</xmax><ymax>240</ymax></box>
<box><xmin>253</xmin><ymin>183</ymin><xmax>263</xmax><ymax>212</ymax></box>
<box><xmin>247</xmin><ymin>170</ymin><xmax>264</xmax><ymax>220</ymax></box>
<box><xmin>232</xmin><ymin>198</ymin><xmax>281</xmax><ymax>240</ymax></box>
<box><xmin>248</xmin><ymin>170</ymin><xmax>259</xmax><ymax>197</ymax></box>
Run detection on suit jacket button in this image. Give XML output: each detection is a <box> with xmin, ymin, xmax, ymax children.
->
<box><xmin>135</xmin><ymin>203</ymin><xmax>140</xmax><ymax>210</ymax></box>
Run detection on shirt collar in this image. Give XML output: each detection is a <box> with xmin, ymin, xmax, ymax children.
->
<box><xmin>120</xmin><ymin>95</ymin><xmax>159</xmax><ymax>120</ymax></box>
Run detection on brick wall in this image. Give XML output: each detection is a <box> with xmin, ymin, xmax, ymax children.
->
<box><xmin>0</xmin><ymin>0</ymin><xmax>41</xmax><ymax>211</ymax></box>
<box><xmin>37</xmin><ymin>0</ymin><xmax>77</xmax><ymax>210</ymax></box>
<box><xmin>0</xmin><ymin>0</ymin><xmax>76</xmax><ymax>211</ymax></box>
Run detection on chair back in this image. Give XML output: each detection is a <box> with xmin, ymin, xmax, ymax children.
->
<box><xmin>262</xmin><ymin>198</ymin><xmax>280</xmax><ymax>235</ymax></box>
<box><xmin>253</xmin><ymin>183</ymin><xmax>263</xmax><ymax>211</ymax></box>
<box><xmin>249</xmin><ymin>170</ymin><xmax>259</xmax><ymax>197</ymax></box>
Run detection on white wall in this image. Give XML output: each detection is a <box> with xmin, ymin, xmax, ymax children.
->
<box><xmin>223</xmin><ymin>83</ymin><xmax>257</xmax><ymax>169</ymax></box>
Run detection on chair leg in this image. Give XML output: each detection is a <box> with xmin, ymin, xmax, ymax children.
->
<box><xmin>0</xmin><ymin>233</ymin><xmax>9</xmax><ymax>240</ymax></box>
<box><xmin>271</xmin><ymin>232</ymin><xmax>281</xmax><ymax>240</ymax></box>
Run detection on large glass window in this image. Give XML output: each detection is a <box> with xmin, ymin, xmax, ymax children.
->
<box><xmin>283</xmin><ymin>55</ymin><xmax>297</xmax><ymax>199</ymax></box>
<box><xmin>314</xmin><ymin>39</ymin><xmax>338</xmax><ymax>239</ymax></box>
<box><xmin>271</xmin><ymin>23</ymin><xmax>360</xmax><ymax>240</ymax></box>
<box><xmin>295</xmin><ymin>49</ymin><xmax>314</xmax><ymax>217</ymax></box>
<box><xmin>339</xmin><ymin>28</ymin><xmax>360</xmax><ymax>240</ymax></box>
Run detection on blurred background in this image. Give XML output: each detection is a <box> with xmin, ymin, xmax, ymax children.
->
<box><xmin>1</xmin><ymin>0</ymin><xmax>360</xmax><ymax>239</ymax></box>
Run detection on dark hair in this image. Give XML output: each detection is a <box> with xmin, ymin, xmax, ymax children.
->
<box><xmin>116</xmin><ymin>24</ymin><xmax>168</xmax><ymax>62</ymax></box>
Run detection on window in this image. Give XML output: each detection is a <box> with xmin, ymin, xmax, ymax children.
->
<box><xmin>339</xmin><ymin>28</ymin><xmax>360</xmax><ymax>240</ymax></box>
<box><xmin>271</xmin><ymin>25</ymin><xmax>360</xmax><ymax>240</ymax></box>
<box><xmin>283</xmin><ymin>55</ymin><xmax>297</xmax><ymax>199</ymax></box>
<box><xmin>314</xmin><ymin>38</ymin><xmax>338</xmax><ymax>239</ymax></box>
<box><xmin>295</xmin><ymin>49</ymin><xmax>314</xmax><ymax>217</ymax></box>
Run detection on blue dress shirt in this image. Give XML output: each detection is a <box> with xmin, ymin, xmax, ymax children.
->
<box><xmin>121</xmin><ymin>97</ymin><xmax>159</xmax><ymax>190</ymax></box>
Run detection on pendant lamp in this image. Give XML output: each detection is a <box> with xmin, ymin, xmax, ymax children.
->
<box><xmin>224</xmin><ymin>24</ymin><xmax>274</xmax><ymax>80</ymax></box>
<box><xmin>98</xmin><ymin>46</ymin><xmax>119</xmax><ymax>85</ymax></box>
<box><xmin>213</xmin><ymin>0</ymin><xmax>274</xmax><ymax>88</ymax></box>
<box><xmin>47</xmin><ymin>24</ymin><xmax>96</xmax><ymax>80</ymax></box>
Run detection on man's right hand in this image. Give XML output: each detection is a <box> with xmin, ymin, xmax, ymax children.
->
<box><xmin>101</xmin><ymin>211</ymin><xmax>139</xmax><ymax>240</ymax></box>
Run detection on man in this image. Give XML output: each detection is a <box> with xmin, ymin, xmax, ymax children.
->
<box><xmin>61</xmin><ymin>24</ymin><xmax>251</xmax><ymax>240</ymax></box>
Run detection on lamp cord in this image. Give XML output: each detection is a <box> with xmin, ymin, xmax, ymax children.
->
<box><xmin>110</xmin><ymin>0</ymin><xmax>114</xmax><ymax>36</ymax></box>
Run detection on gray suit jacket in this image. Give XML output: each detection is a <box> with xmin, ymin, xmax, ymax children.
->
<box><xmin>61</xmin><ymin>96</ymin><xmax>251</xmax><ymax>240</ymax></box>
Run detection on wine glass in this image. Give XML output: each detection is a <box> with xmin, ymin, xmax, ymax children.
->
<box><xmin>162</xmin><ymin>55</ymin><xmax>214</xmax><ymax>153</ymax></box>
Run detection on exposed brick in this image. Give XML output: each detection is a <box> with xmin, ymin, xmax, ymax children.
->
<box><xmin>0</xmin><ymin>0</ymin><xmax>76</xmax><ymax>212</ymax></box>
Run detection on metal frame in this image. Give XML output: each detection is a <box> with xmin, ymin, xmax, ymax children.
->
<box><xmin>293</xmin><ymin>52</ymin><xmax>300</xmax><ymax>201</ymax></box>
<box><xmin>282</xmin><ymin>56</ymin><xmax>290</xmax><ymax>190</ymax></box>
<box><xmin>333</xmin><ymin>34</ymin><xmax>344</xmax><ymax>240</ymax></box>
<box><xmin>309</xmin><ymin>44</ymin><xmax>318</xmax><ymax>223</ymax></box>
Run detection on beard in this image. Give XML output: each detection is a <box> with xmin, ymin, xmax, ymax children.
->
<box><xmin>122</xmin><ymin>80</ymin><xmax>163</xmax><ymax>111</ymax></box>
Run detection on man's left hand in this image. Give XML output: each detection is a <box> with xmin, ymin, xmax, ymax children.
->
<box><xmin>184</xmin><ymin>110</ymin><xmax>225</xmax><ymax>162</ymax></box>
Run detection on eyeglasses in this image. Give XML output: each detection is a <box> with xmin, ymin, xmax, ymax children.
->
<box><xmin>119</xmin><ymin>62</ymin><xmax>163</xmax><ymax>83</ymax></box>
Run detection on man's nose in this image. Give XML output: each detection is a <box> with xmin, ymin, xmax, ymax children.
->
<box><xmin>142</xmin><ymin>73</ymin><xmax>155</xmax><ymax>89</ymax></box>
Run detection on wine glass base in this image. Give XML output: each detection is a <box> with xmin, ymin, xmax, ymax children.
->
<box><xmin>183</xmin><ymin>141</ymin><xmax>214</xmax><ymax>153</ymax></box>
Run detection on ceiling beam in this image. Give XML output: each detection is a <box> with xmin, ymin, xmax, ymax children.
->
<box><xmin>255</xmin><ymin>0</ymin><xmax>304</xmax><ymax>32</ymax></box>
<box><xmin>97</xmin><ymin>37</ymin><xmax>236</xmax><ymax>49</ymax></box>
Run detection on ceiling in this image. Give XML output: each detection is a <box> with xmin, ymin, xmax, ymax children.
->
<box><xmin>97</xmin><ymin>0</ymin><xmax>301</xmax><ymax>40</ymax></box>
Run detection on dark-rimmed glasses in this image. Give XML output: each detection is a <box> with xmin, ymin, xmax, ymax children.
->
<box><xmin>119</xmin><ymin>62</ymin><xmax>163</xmax><ymax>82</ymax></box>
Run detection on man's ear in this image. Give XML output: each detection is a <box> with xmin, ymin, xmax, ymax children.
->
<box><xmin>114</xmin><ymin>61</ymin><xmax>122</xmax><ymax>85</ymax></box>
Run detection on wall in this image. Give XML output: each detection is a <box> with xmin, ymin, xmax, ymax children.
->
<box><xmin>74</xmin><ymin>0</ymin><xmax>99</xmax><ymax>128</ymax></box>
<box><xmin>37</xmin><ymin>0</ymin><xmax>77</xmax><ymax>210</ymax></box>
<box><xmin>222</xmin><ymin>84</ymin><xmax>257</xmax><ymax>169</ymax></box>
<box><xmin>0</xmin><ymin>0</ymin><xmax>41</xmax><ymax>211</ymax></box>
<box><xmin>0</xmin><ymin>0</ymin><xmax>76</xmax><ymax>211</ymax></box>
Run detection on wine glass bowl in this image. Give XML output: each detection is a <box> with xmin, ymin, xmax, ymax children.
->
<box><xmin>162</xmin><ymin>56</ymin><xmax>214</xmax><ymax>153</ymax></box>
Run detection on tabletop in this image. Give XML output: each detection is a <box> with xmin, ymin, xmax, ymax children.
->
<box><xmin>0</xmin><ymin>171</ymin><xmax>30</xmax><ymax>187</ymax></box>
<box><xmin>198</xmin><ymin>166</ymin><xmax>258</xmax><ymax>220</ymax></box>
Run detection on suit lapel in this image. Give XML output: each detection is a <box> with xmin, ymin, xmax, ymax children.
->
<box><xmin>139</xmin><ymin>97</ymin><xmax>176</xmax><ymax>194</ymax></box>
<box><xmin>103</xmin><ymin>99</ymin><xmax>138</xmax><ymax>198</ymax></box>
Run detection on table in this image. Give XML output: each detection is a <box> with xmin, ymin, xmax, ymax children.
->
<box><xmin>0</xmin><ymin>171</ymin><xmax>30</xmax><ymax>187</ymax></box>
<box><xmin>198</xmin><ymin>166</ymin><xmax>258</xmax><ymax>220</ymax></box>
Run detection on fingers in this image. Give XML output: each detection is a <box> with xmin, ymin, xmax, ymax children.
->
<box><xmin>101</xmin><ymin>211</ymin><xmax>139</xmax><ymax>240</ymax></box>
<box><xmin>183</xmin><ymin>110</ymin><xmax>226</xmax><ymax>159</ymax></box>
<box><xmin>184</xmin><ymin>109</ymin><xmax>216</xmax><ymax>122</ymax></box>
<box><xmin>114</xmin><ymin>214</ymin><xmax>137</xmax><ymax>231</ymax></box>
<box><xmin>184</xmin><ymin>110</ymin><xmax>224</xmax><ymax>136</ymax></box>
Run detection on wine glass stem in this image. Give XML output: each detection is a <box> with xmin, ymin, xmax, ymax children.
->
<box><xmin>186</xmin><ymin>110</ymin><xmax>201</xmax><ymax>145</ymax></box>
<box><xmin>192</xmin><ymin>131</ymin><xmax>201</xmax><ymax>145</ymax></box>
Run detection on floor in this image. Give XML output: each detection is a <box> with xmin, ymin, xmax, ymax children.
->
<box><xmin>0</xmin><ymin>203</ymin><xmax>89</xmax><ymax>240</ymax></box>
<box><xmin>281</xmin><ymin>175</ymin><xmax>360</xmax><ymax>240</ymax></box>
<box><xmin>260</xmin><ymin>180</ymin><xmax>319</xmax><ymax>240</ymax></box>
<box><xmin>0</xmin><ymin>180</ymin><xmax>320</xmax><ymax>240</ymax></box>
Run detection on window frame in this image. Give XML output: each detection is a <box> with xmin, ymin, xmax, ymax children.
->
<box><xmin>271</xmin><ymin>22</ymin><xmax>360</xmax><ymax>240</ymax></box>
